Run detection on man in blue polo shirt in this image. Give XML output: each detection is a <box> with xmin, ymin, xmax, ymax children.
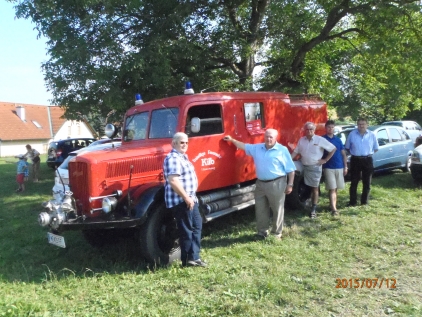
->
<box><xmin>223</xmin><ymin>129</ymin><xmax>296</xmax><ymax>239</ymax></box>
<box><xmin>345</xmin><ymin>117</ymin><xmax>379</xmax><ymax>206</ymax></box>
<box><xmin>322</xmin><ymin>120</ymin><xmax>348</xmax><ymax>215</ymax></box>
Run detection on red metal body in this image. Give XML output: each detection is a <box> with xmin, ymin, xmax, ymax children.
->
<box><xmin>68</xmin><ymin>91</ymin><xmax>327</xmax><ymax>219</ymax></box>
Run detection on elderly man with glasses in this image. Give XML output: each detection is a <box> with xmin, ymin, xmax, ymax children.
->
<box><xmin>291</xmin><ymin>122</ymin><xmax>336</xmax><ymax>218</ymax></box>
<box><xmin>163</xmin><ymin>132</ymin><xmax>207</xmax><ymax>267</ymax></box>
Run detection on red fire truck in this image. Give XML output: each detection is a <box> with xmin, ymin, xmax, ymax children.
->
<box><xmin>38</xmin><ymin>85</ymin><xmax>327</xmax><ymax>265</ymax></box>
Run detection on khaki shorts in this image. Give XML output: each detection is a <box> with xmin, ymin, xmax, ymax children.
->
<box><xmin>324</xmin><ymin>168</ymin><xmax>345</xmax><ymax>190</ymax></box>
<box><xmin>303</xmin><ymin>165</ymin><xmax>322</xmax><ymax>187</ymax></box>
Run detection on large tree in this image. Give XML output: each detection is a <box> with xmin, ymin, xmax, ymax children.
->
<box><xmin>11</xmin><ymin>0</ymin><xmax>422</xmax><ymax>122</ymax></box>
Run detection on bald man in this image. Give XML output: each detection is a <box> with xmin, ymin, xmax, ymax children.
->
<box><xmin>224</xmin><ymin>129</ymin><xmax>296</xmax><ymax>239</ymax></box>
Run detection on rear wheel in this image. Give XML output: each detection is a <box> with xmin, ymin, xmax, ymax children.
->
<box><xmin>285</xmin><ymin>172</ymin><xmax>312</xmax><ymax>210</ymax></box>
<box><xmin>139</xmin><ymin>202</ymin><xmax>180</xmax><ymax>266</ymax></box>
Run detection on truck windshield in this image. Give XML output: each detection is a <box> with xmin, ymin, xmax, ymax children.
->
<box><xmin>123</xmin><ymin>112</ymin><xmax>149</xmax><ymax>141</ymax></box>
<box><xmin>149</xmin><ymin>108</ymin><xmax>179</xmax><ymax>139</ymax></box>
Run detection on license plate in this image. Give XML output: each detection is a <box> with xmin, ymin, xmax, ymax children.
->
<box><xmin>47</xmin><ymin>232</ymin><xmax>66</xmax><ymax>248</ymax></box>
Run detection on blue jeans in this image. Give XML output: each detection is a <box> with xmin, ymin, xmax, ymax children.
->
<box><xmin>171</xmin><ymin>202</ymin><xmax>202</xmax><ymax>265</ymax></box>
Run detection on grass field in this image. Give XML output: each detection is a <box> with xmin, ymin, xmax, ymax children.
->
<box><xmin>0</xmin><ymin>156</ymin><xmax>421</xmax><ymax>316</ymax></box>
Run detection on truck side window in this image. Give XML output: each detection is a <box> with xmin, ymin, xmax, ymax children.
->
<box><xmin>244</xmin><ymin>102</ymin><xmax>264</xmax><ymax>134</ymax></box>
<box><xmin>187</xmin><ymin>104</ymin><xmax>223</xmax><ymax>137</ymax></box>
<box><xmin>149</xmin><ymin>108</ymin><xmax>179</xmax><ymax>139</ymax></box>
<box><xmin>123</xmin><ymin>112</ymin><xmax>149</xmax><ymax>141</ymax></box>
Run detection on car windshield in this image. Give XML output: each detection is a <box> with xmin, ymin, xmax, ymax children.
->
<box><xmin>124</xmin><ymin>112</ymin><xmax>149</xmax><ymax>141</ymax></box>
<box><xmin>381</xmin><ymin>122</ymin><xmax>402</xmax><ymax>127</ymax></box>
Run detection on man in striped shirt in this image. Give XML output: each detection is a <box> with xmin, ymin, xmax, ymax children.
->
<box><xmin>163</xmin><ymin>132</ymin><xmax>207</xmax><ymax>267</ymax></box>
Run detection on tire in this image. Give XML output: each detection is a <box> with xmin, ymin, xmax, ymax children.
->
<box><xmin>402</xmin><ymin>156</ymin><xmax>411</xmax><ymax>173</ymax></box>
<box><xmin>285</xmin><ymin>172</ymin><xmax>312</xmax><ymax>210</ymax></box>
<box><xmin>139</xmin><ymin>203</ymin><xmax>181</xmax><ymax>266</ymax></box>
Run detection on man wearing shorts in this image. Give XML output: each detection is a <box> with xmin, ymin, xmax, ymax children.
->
<box><xmin>291</xmin><ymin>122</ymin><xmax>336</xmax><ymax>218</ymax></box>
<box><xmin>322</xmin><ymin>120</ymin><xmax>348</xmax><ymax>216</ymax></box>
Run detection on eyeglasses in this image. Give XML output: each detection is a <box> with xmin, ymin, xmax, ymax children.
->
<box><xmin>179</xmin><ymin>141</ymin><xmax>189</xmax><ymax>145</ymax></box>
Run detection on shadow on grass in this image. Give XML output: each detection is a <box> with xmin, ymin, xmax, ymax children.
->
<box><xmin>201</xmin><ymin>205</ymin><xmax>344</xmax><ymax>249</ymax></box>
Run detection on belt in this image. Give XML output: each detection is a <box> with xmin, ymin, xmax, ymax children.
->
<box><xmin>258</xmin><ymin>176</ymin><xmax>285</xmax><ymax>183</ymax></box>
<box><xmin>352</xmin><ymin>155</ymin><xmax>372</xmax><ymax>158</ymax></box>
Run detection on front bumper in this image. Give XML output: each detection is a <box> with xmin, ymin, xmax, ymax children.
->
<box><xmin>38</xmin><ymin>191</ymin><xmax>144</xmax><ymax>232</ymax></box>
<box><xmin>49</xmin><ymin>215</ymin><xmax>144</xmax><ymax>232</ymax></box>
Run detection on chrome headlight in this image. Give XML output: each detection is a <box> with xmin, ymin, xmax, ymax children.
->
<box><xmin>38</xmin><ymin>212</ymin><xmax>51</xmax><ymax>227</ymax></box>
<box><xmin>61</xmin><ymin>203</ymin><xmax>74</xmax><ymax>212</ymax></box>
<box><xmin>102</xmin><ymin>197</ymin><xmax>117</xmax><ymax>214</ymax></box>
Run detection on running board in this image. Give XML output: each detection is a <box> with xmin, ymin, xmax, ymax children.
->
<box><xmin>204</xmin><ymin>200</ymin><xmax>255</xmax><ymax>222</ymax></box>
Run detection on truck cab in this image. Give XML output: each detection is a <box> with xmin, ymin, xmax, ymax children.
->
<box><xmin>38</xmin><ymin>88</ymin><xmax>327</xmax><ymax>265</ymax></box>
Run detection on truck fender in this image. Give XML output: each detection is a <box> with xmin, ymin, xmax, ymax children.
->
<box><xmin>131</xmin><ymin>183</ymin><xmax>165</xmax><ymax>219</ymax></box>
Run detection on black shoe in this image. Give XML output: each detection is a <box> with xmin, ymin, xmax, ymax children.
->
<box><xmin>254</xmin><ymin>233</ymin><xmax>267</xmax><ymax>240</ymax></box>
<box><xmin>309</xmin><ymin>211</ymin><xmax>317</xmax><ymax>219</ymax></box>
<box><xmin>187</xmin><ymin>259</ymin><xmax>208</xmax><ymax>267</ymax></box>
<box><xmin>347</xmin><ymin>202</ymin><xmax>357</xmax><ymax>207</ymax></box>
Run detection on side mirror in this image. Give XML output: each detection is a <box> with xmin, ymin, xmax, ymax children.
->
<box><xmin>105</xmin><ymin>123</ymin><xmax>118</xmax><ymax>138</ymax></box>
<box><xmin>378</xmin><ymin>139</ymin><xmax>387</xmax><ymax>146</ymax></box>
<box><xmin>191</xmin><ymin>117</ymin><xmax>200</xmax><ymax>133</ymax></box>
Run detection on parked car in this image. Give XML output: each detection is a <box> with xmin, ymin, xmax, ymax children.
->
<box><xmin>381</xmin><ymin>120</ymin><xmax>422</xmax><ymax>142</ymax></box>
<box><xmin>336</xmin><ymin>125</ymin><xmax>414</xmax><ymax>173</ymax></box>
<box><xmin>410</xmin><ymin>143</ymin><xmax>422</xmax><ymax>185</ymax></box>
<box><xmin>333</xmin><ymin>124</ymin><xmax>356</xmax><ymax>134</ymax></box>
<box><xmin>53</xmin><ymin>141</ymin><xmax>122</xmax><ymax>200</ymax></box>
<box><xmin>87</xmin><ymin>138</ymin><xmax>121</xmax><ymax>147</ymax></box>
<box><xmin>47</xmin><ymin>138</ymin><xmax>96</xmax><ymax>168</ymax></box>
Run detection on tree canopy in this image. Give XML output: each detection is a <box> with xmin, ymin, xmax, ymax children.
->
<box><xmin>11</xmin><ymin>0</ymin><xmax>422</xmax><ymax>123</ymax></box>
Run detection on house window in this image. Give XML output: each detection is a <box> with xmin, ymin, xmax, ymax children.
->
<box><xmin>32</xmin><ymin>120</ymin><xmax>42</xmax><ymax>128</ymax></box>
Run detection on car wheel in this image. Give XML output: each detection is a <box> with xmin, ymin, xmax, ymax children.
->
<box><xmin>402</xmin><ymin>156</ymin><xmax>411</xmax><ymax>173</ymax></box>
<box><xmin>139</xmin><ymin>202</ymin><xmax>180</xmax><ymax>266</ymax></box>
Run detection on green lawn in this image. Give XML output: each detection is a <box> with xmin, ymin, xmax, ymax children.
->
<box><xmin>0</xmin><ymin>156</ymin><xmax>421</xmax><ymax>316</ymax></box>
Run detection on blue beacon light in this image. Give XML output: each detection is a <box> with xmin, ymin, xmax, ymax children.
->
<box><xmin>184</xmin><ymin>81</ymin><xmax>194</xmax><ymax>95</ymax></box>
<box><xmin>135</xmin><ymin>93</ymin><xmax>144</xmax><ymax>105</ymax></box>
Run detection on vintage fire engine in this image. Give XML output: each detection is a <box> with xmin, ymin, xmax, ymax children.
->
<box><xmin>38</xmin><ymin>84</ymin><xmax>327</xmax><ymax>264</ymax></box>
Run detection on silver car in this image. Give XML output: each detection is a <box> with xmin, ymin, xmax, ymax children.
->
<box><xmin>336</xmin><ymin>125</ymin><xmax>414</xmax><ymax>173</ymax></box>
<box><xmin>52</xmin><ymin>141</ymin><xmax>121</xmax><ymax>200</ymax></box>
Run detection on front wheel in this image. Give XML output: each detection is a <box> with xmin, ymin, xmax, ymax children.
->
<box><xmin>139</xmin><ymin>203</ymin><xmax>181</xmax><ymax>266</ymax></box>
<box><xmin>402</xmin><ymin>156</ymin><xmax>411</xmax><ymax>173</ymax></box>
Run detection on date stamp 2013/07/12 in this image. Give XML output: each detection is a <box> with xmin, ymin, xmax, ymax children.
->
<box><xmin>335</xmin><ymin>278</ymin><xmax>396</xmax><ymax>289</ymax></box>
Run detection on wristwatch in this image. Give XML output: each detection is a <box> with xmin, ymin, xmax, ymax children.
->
<box><xmin>287</xmin><ymin>184</ymin><xmax>293</xmax><ymax>187</ymax></box>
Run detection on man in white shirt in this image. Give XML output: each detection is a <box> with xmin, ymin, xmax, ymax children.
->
<box><xmin>291</xmin><ymin>122</ymin><xmax>336</xmax><ymax>218</ymax></box>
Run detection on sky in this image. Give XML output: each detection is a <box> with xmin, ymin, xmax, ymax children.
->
<box><xmin>0</xmin><ymin>1</ymin><xmax>53</xmax><ymax>105</ymax></box>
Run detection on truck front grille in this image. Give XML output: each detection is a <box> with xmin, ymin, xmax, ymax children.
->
<box><xmin>105</xmin><ymin>155</ymin><xmax>166</xmax><ymax>178</ymax></box>
<box><xmin>69</xmin><ymin>161</ymin><xmax>90</xmax><ymax>211</ymax></box>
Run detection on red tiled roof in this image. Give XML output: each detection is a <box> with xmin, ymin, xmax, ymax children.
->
<box><xmin>0</xmin><ymin>101</ymin><xmax>66</xmax><ymax>141</ymax></box>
